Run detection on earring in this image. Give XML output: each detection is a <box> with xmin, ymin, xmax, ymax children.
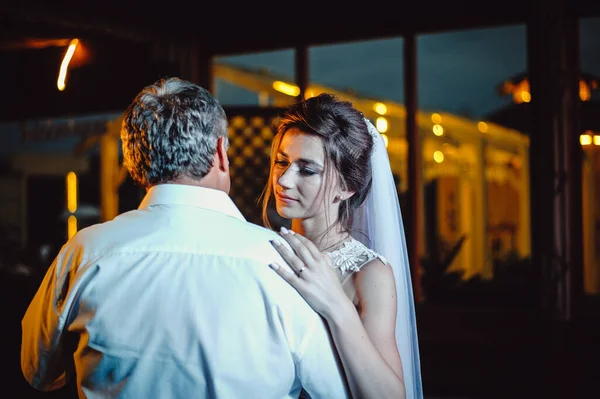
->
<box><xmin>338</xmin><ymin>195</ymin><xmax>345</xmax><ymax>201</ymax></box>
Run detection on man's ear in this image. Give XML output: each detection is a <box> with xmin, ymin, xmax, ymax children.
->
<box><xmin>216</xmin><ymin>136</ymin><xmax>229</xmax><ymax>173</ymax></box>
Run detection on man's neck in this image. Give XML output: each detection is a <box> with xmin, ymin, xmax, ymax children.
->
<box><xmin>148</xmin><ymin>176</ymin><xmax>219</xmax><ymax>191</ymax></box>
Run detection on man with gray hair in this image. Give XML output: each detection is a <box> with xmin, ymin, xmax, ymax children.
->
<box><xmin>20</xmin><ymin>77</ymin><xmax>349</xmax><ymax>398</ymax></box>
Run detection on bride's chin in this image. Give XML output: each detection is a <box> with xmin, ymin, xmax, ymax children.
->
<box><xmin>275</xmin><ymin>206</ymin><xmax>294</xmax><ymax>219</ymax></box>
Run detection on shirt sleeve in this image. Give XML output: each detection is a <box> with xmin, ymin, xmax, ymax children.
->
<box><xmin>20</xmin><ymin>241</ymin><xmax>95</xmax><ymax>391</ymax></box>
<box><xmin>294</xmin><ymin>315</ymin><xmax>350</xmax><ymax>398</ymax></box>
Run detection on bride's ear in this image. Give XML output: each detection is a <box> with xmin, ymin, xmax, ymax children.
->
<box><xmin>335</xmin><ymin>190</ymin><xmax>355</xmax><ymax>202</ymax></box>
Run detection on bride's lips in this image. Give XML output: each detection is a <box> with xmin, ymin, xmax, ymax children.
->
<box><xmin>276</xmin><ymin>193</ymin><xmax>297</xmax><ymax>204</ymax></box>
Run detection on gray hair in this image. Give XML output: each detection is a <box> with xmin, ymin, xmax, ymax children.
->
<box><xmin>121</xmin><ymin>77</ymin><xmax>228</xmax><ymax>187</ymax></box>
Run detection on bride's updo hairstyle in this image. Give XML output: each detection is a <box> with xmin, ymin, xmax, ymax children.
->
<box><xmin>262</xmin><ymin>93</ymin><xmax>374</xmax><ymax>234</ymax></box>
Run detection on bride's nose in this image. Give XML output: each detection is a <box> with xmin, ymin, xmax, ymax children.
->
<box><xmin>277</xmin><ymin>167</ymin><xmax>295</xmax><ymax>189</ymax></box>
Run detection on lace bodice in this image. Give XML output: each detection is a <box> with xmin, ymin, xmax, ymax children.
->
<box><xmin>326</xmin><ymin>237</ymin><xmax>388</xmax><ymax>275</ymax></box>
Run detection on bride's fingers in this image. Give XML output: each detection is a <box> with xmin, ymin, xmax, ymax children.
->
<box><xmin>269</xmin><ymin>262</ymin><xmax>306</xmax><ymax>288</ymax></box>
<box><xmin>278</xmin><ymin>231</ymin><xmax>317</xmax><ymax>264</ymax></box>
<box><xmin>284</xmin><ymin>231</ymin><xmax>323</xmax><ymax>260</ymax></box>
<box><xmin>270</xmin><ymin>239</ymin><xmax>307</xmax><ymax>274</ymax></box>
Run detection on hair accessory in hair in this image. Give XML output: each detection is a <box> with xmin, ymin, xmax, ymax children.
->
<box><xmin>363</xmin><ymin>117</ymin><xmax>380</xmax><ymax>141</ymax></box>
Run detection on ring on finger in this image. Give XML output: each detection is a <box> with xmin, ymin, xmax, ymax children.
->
<box><xmin>297</xmin><ymin>266</ymin><xmax>306</xmax><ymax>275</ymax></box>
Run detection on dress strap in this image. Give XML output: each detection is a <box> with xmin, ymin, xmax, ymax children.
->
<box><xmin>327</xmin><ymin>238</ymin><xmax>388</xmax><ymax>275</ymax></box>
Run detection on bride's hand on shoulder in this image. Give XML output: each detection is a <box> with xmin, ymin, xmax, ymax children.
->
<box><xmin>269</xmin><ymin>228</ymin><xmax>351</xmax><ymax>320</ymax></box>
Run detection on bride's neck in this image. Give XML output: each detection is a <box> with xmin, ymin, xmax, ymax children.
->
<box><xmin>291</xmin><ymin>218</ymin><xmax>349</xmax><ymax>251</ymax></box>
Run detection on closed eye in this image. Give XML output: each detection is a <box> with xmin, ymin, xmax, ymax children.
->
<box><xmin>299</xmin><ymin>168</ymin><xmax>318</xmax><ymax>176</ymax></box>
<box><xmin>275</xmin><ymin>158</ymin><xmax>320</xmax><ymax>177</ymax></box>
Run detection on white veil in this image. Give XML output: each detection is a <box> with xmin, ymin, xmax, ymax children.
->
<box><xmin>351</xmin><ymin>118</ymin><xmax>423</xmax><ymax>398</ymax></box>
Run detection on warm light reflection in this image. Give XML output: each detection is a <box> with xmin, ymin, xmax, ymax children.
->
<box><xmin>376</xmin><ymin>117</ymin><xmax>388</xmax><ymax>133</ymax></box>
<box><xmin>14</xmin><ymin>38</ymin><xmax>71</xmax><ymax>50</ymax></box>
<box><xmin>272</xmin><ymin>81</ymin><xmax>300</xmax><ymax>97</ymax></box>
<box><xmin>66</xmin><ymin>171</ymin><xmax>77</xmax><ymax>213</ymax></box>
<box><xmin>68</xmin><ymin>215</ymin><xmax>78</xmax><ymax>239</ymax></box>
<box><xmin>381</xmin><ymin>133</ymin><xmax>389</xmax><ymax>148</ymax></box>
<box><xmin>594</xmin><ymin>135</ymin><xmax>600</xmax><ymax>146</ymax></box>
<box><xmin>57</xmin><ymin>38</ymin><xmax>79</xmax><ymax>91</ymax></box>
<box><xmin>478</xmin><ymin>121</ymin><xmax>488</xmax><ymax>133</ymax></box>
<box><xmin>580</xmin><ymin>134</ymin><xmax>592</xmax><ymax>146</ymax></box>
<box><xmin>433</xmin><ymin>124</ymin><xmax>444</xmax><ymax>136</ymax></box>
<box><xmin>441</xmin><ymin>142</ymin><xmax>456</xmax><ymax>155</ymax></box>
<box><xmin>431</xmin><ymin>113</ymin><xmax>442</xmax><ymax>124</ymax></box>
<box><xmin>433</xmin><ymin>150</ymin><xmax>444</xmax><ymax>163</ymax></box>
<box><xmin>373</xmin><ymin>102</ymin><xmax>387</xmax><ymax>115</ymax></box>
<box><xmin>503</xmin><ymin>79</ymin><xmax>531</xmax><ymax>104</ymax></box>
<box><xmin>506</xmin><ymin>78</ymin><xmax>594</xmax><ymax>103</ymax></box>
<box><xmin>580</xmin><ymin>80</ymin><xmax>591</xmax><ymax>101</ymax></box>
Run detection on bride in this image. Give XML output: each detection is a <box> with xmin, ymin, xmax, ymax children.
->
<box><xmin>261</xmin><ymin>93</ymin><xmax>422</xmax><ymax>398</ymax></box>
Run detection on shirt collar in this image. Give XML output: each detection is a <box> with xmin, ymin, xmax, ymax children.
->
<box><xmin>138</xmin><ymin>184</ymin><xmax>246</xmax><ymax>221</ymax></box>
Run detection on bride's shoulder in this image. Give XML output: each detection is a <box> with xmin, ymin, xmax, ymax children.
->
<box><xmin>346</xmin><ymin>238</ymin><xmax>389</xmax><ymax>266</ymax></box>
<box><xmin>328</xmin><ymin>238</ymin><xmax>388</xmax><ymax>275</ymax></box>
<box><xmin>354</xmin><ymin>257</ymin><xmax>396</xmax><ymax>294</ymax></box>
<box><xmin>358</xmin><ymin>256</ymin><xmax>393</xmax><ymax>276</ymax></box>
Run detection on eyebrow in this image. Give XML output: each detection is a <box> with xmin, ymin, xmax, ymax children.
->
<box><xmin>277</xmin><ymin>151</ymin><xmax>323</xmax><ymax>168</ymax></box>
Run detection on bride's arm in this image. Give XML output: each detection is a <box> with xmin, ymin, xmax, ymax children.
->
<box><xmin>269</xmin><ymin>231</ymin><xmax>405</xmax><ymax>399</ymax></box>
<box><xmin>327</xmin><ymin>259</ymin><xmax>405</xmax><ymax>399</ymax></box>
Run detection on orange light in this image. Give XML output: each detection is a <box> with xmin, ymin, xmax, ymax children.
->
<box><xmin>57</xmin><ymin>39</ymin><xmax>79</xmax><ymax>91</ymax></box>
<box><xmin>66</xmin><ymin>171</ymin><xmax>78</xmax><ymax>213</ymax></box>
<box><xmin>579</xmin><ymin>80</ymin><xmax>591</xmax><ymax>102</ymax></box>
<box><xmin>272</xmin><ymin>81</ymin><xmax>300</xmax><ymax>97</ymax></box>
<box><xmin>376</xmin><ymin>117</ymin><xmax>388</xmax><ymax>133</ymax></box>
<box><xmin>580</xmin><ymin>134</ymin><xmax>592</xmax><ymax>146</ymax></box>
<box><xmin>512</xmin><ymin>79</ymin><xmax>531</xmax><ymax>104</ymax></box>
<box><xmin>68</xmin><ymin>215</ymin><xmax>78</xmax><ymax>239</ymax></box>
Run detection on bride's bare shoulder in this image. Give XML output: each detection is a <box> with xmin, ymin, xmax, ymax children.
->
<box><xmin>354</xmin><ymin>258</ymin><xmax>395</xmax><ymax>291</ymax></box>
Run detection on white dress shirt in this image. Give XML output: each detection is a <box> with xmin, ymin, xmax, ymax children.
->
<box><xmin>21</xmin><ymin>184</ymin><xmax>349</xmax><ymax>399</ymax></box>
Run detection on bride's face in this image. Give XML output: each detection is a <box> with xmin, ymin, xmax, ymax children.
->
<box><xmin>272</xmin><ymin>128</ymin><xmax>339</xmax><ymax>221</ymax></box>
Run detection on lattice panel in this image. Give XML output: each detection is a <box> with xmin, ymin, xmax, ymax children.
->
<box><xmin>226</xmin><ymin>108</ymin><xmax>282</xmax><ymax>226</ymax></box>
